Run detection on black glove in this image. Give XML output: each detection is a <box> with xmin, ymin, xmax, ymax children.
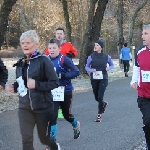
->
<box><xmin>66</xmin><ymin>52</ymin><xmax>75</xmax><ymax>58</ymax></box>
<box><xmin>130</xmin><ymin>59</ymin><xmax>132</xmax><ymax>61</ymax></box>
<box><xmin>58</xmin><ymin>73</ymin><xmax>66</xmax><ymax>79</ymax></box>
<box><xmin>61</xmin><ymin>73</ymin><xmax>66</xmax><ymax>79</ymax></box>
<box><xmin>120</xmin><ymin>59</ymin><xmax>123</xmax><ymax>64</ymax></box>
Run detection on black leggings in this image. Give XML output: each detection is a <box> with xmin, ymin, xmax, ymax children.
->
<box><xmin>91</xmin><ymin>79</ymin><xmax>108</xmax><ymax>114</ymax></box>
<box><xmin>18</xmin><ymin>108</ymin><xmax>57</xmax><ymax>150</ymax></box>
<box><xmin>137</xmin><ymin>97</ymin><xmax>150</xmax><ymax>149</ymax></box>
<box><xmin>52</xmin><ymin>92</ymin><xmax>75</xmax><ymax>125</ymax></box>
<box><xmin>137</xmin><ymin>97</ymin><xmax>150</xmax><ymax>125</ymax></box>
<box><xmin>123</xmin><ymin>60</ymin><xmax>130</xmax><ymax>73</ymax></box>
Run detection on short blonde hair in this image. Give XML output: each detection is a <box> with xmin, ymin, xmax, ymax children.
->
<box><xmin>20</xmin><ymin>30</ymin><xmax>39</xmax><ymax>44</ymax></box>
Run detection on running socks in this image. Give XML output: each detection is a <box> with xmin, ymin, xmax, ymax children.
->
<box><xmin>50</xmin><ymin>124</ymin><xmax>58</xmax><ymax>140</ymax></box>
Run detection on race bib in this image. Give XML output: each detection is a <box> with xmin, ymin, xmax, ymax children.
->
<box><xmin>16</xmin><ymin>76</ymin><xmax>27</xmax><ymax>97</ymax></box>
<box><xmin>51</xmin><ymin>86</ymin><xmax>64</xmax><ymax>101</ymax></box>
<box><xmin>141</xmin><ymin>70</ymin><xmax>150</xmax><ymax>82</ymax></box>
<box><xmin>93</xmin><ymin>71</ymin><xmax>103</xmax><ymax>79</ymax></box>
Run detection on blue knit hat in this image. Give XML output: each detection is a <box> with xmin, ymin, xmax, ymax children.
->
<box><xmin>95</xmin><ymin>40</ymin><xmax>103</xmax><ymax>48</ymax></box>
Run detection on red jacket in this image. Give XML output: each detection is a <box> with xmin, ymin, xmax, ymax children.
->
<box><xmin>45</xmin><ymin>42</ymin><xmax>78</xmax><ymax>57</ymax></box>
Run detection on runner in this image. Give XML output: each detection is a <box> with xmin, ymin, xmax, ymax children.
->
<box><xmin>45</xmin><ymin>27</ymin><xmax>78</xmax><ymax>59</ymax></box>
<box><xmin>120</xmin><ymin>43</ymin><xmax>132</xmax><ymax>77</ymax></box>
<box><xmin>7</xmin><ymin>30</ymin><xmax>61</xmax><ymax>150</ymax></box>
<box><xmin>0</xmin><ymin>57</ymin><xmax>8</xmax><ymax>148</ymax></box>
<box><xmin>85</xmin><ymin>40</ymin><xmax>114</xmax><ymax>122</ymax></box>
<box><xmin>130</xmin><ymin>24</ymin><xmax>150</xmax><ymax>150</ymax></box>
<box><xmin>45</xmin><ymin>27</ymin><xmax>79</xmax><ymax>119</ymax></box>
<box><xmin>48</xmin><ymin>38</ymin><xmax>80</xmax><ymax>141</ymax></box>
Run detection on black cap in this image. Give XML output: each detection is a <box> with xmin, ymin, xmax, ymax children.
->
<box><xmin>95</xmin><ymin>40</ymin><xmax>103</xmax><ymax>48</ymax></box>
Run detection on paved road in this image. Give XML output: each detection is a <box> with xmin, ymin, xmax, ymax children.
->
<box><xmin>0</xmin><ymin>77</ymin><xmax>144</xmax><ymax>150</ymax></box>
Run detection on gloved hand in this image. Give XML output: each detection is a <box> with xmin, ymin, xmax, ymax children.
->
<box><xmin>120</xmin><ymin>59</ymin><xmax>123</xmax><ymax>64</ymax></box>
<box><xmin>66</xmin><ymin>52</ymin><xmax>75</xmax><ymax>58</ymax></box>
<box><xmin>58</xmin><ymin>73</ymin><xmax>66</xmax><ymax>79</ymax></box>
<box><xmin>130</xmin><ymin>59</ymin><xmax>132</xmax><ymax>61</ymax></box>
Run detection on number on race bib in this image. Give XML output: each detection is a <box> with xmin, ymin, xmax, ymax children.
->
<box><xmin>93</xmin><ymin>71</ymin><xmax>103</xmax><ymax>79</ymax></box>
<box><xmin>51</xmin><ymin>86</ymin><xmax>64</xmax><ymax>101</ymax></box>
<box><xmin>141</xmin><ymin>70</ymin><xmax>150</xmax><ymax>82</ymax></box>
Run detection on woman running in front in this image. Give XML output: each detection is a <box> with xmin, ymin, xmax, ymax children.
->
<box><xmin>85</xmin><ymin>40</ymin><xmax>114</xmax><ymax>122</ymax></box>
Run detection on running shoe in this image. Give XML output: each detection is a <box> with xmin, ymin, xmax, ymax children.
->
<box><xmin>95</xmin><ymin>114</ymin><xmax>102</xmax><ymax>122</ymax></box>
<box><xmin>45</xmin><ymin>143</ymin><xmax>61</xmax><ymax>150</ymax></box>
<box><xmin>58</xmin><ymin>109</ymin><xmax>64</xmax><ymax>119</ymax></box>
<box><xmin>56</xmin><ymin>143</ymin><xmax>61</xmax><ymax>150</ymax></box>
<box><xmin>102</xmin><ymin>101</ymin><xmax>108</xmax><ymax>113</ymax></box>
<box><xmin>125</xmin><ymin>73</ymin><xmax>128</xmax><ymax>77</ymax></box>
<box><xmin>73</xmin><ymin>121</ymin><xmax>80</xmax><ymax>139</ymax></box>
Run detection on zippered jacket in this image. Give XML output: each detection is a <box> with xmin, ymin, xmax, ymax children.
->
<box><xmin>49</xmin><ymin>54</ymin><xmax>80</xmax><ymax>92</ymax></box>
<box><xmin>13</xmin><ymin>54</ymin><xmax>59</xmax><ymax>110</ymax></box>
<box><xmin>131</xmin><ymin>46</ymin><xmax>150</xmax><ymax>98</ymax></box>
<box><xmin>0</xmin><ymin>58</ymin><xmax>8</xmax><ymax>88</ymax></box>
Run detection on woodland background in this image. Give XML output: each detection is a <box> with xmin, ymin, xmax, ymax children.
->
<box><xmin>0</xmin><ymin>0</ymin><xmax>149</xmax><ymax>74</ymax></box>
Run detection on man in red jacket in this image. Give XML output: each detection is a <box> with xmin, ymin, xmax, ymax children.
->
<box><xmin>45</xmin><ymin>27</ymin><xmax>78</xmax><ymax>58</ymax></box>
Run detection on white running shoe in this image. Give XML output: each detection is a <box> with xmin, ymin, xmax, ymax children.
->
<box><xmin>56</xmin><ymin>143</ymin><xmax>61</xmax><ymax>150</ymax></box>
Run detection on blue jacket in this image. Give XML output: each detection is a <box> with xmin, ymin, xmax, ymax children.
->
<box><xmin>120</xmin><ymin>47</ymin><xmax>132</xmax><ymax>60</ymax></box>
<box><xmin>49</xmin><ymin>54</ymin><xmax>80</xmax><ymax>92</ymax></box>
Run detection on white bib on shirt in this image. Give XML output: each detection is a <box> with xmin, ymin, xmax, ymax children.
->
<box><xmin>51</xmin><ymin>86</ymin><xmax>64</xmax><ymax>101</ymax></box>
<box><xmin>93</xmin><ymin>71</ymin><xmax>103</xmax><ymax>79</ymax></box>
<box><xmin>16</xmin><ymin>76</ymin><xmax>27</xmax><ymax>97</ymax></box>
<box><xmin>141</xmin><ymin>70</ymin><xmax>150</xmax><ymax>82</ymax></box>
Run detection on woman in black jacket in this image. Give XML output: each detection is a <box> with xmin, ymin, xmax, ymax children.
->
<box><xmin>7</xmin><ymin>30</ymin><xmax>61</xmax><ymax>150</ymax></box>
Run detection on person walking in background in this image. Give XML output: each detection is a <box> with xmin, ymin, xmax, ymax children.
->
<box><xmin>45</xmin><ymin>27</ymin><xmax>78</xmax><ymax>59</ymax></box>
<box><xmin>0</xmin><ymin>57</ymin><xmax>8</xmax><ymax>148</ymax></box>
<box><xmin>131</xmin><ymin>24</ymin><xmax>150</xmax><ymax>150</ymax></box>
<box><xmin>120</xmin><ymin>43</ymin><xmax>132</xmax><ymax>77</ymax></box>
<box><xmin>7</xmin><ymin>30</ymin><xmax>61</xmax><ymax>150</ymax></box>
<box><xmin>85</xmin><ymin>40</ymin><xmax>114</xmax><ymax>122</ymax></box>
<box><xmin>48</xmin><ymin>38</ymin><xmax>80</xmax><ymax>141</ymax></box>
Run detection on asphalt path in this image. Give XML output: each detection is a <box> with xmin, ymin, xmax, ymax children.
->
<box><xmin>0</xmin><ymin>77</ymin><xmax>144</xmax><ymax>150</ymax></box>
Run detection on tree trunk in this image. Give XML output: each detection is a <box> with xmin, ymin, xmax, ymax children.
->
<box><xmin>128</xmin><ymin>0</ymin><xmax>148</xmax><ymax>47</ymax></box>
<box><xmin>116</xmin><ymin>0</ymin><xmax>124</xmax><ymax>65</ymax></box>
<box><xmin>61</xmin><ymin>0</ymin><xmax>72</xmax><ymax>42</ymax></box>
<box><xmin>79</xmin><ymin>0</ymin><xmax>109</xmax><ymax>75</ymax></box>
<box><xmin>0</xmin><ymin>0</ymin><xmax>17</xmax><ymax>50</ymax></box>
<box><xmin>117</xmin><ymin>0</ymin><xmax>124</xmax><ymax>49</ymax></box>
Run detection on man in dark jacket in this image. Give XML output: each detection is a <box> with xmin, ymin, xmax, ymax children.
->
<box><xmin>0</xmin><ymin>58</ymin><xmax>8</xmax><ymax>148</ymax></box>
<box><xmin>0</xmin><ymin>58</ymin><xmax>8</xmax><ymax>91</ymax></box>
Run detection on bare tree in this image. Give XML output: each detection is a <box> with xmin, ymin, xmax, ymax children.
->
<box><xmin>128</xmin><ymin>0</ymin><xmax>148</xmax><ymax>47</ymax></box>
<box><xmin>0</xmin><ymin>0</ymin><xmax>17</xmax><ymax>50</ymax></box>
<box><xmin>79</xmin><ymin>0</ymin><xmax>109</xmax><ymax>74</ymax></box>
<box><xmin>61</xmin><ymin>0</ymin><xmax>72</xmax><ymax>42</ymax></box>
<box><xmin>116</xmin><ymin>0</ymin><xmax>124</xmax><ymax>61</ymax></box>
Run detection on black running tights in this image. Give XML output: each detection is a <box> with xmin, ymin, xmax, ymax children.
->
<box><xmin>91</xmin><ymin>79</ymin><xmax>108</xmax><ymax>114</ymax></box>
